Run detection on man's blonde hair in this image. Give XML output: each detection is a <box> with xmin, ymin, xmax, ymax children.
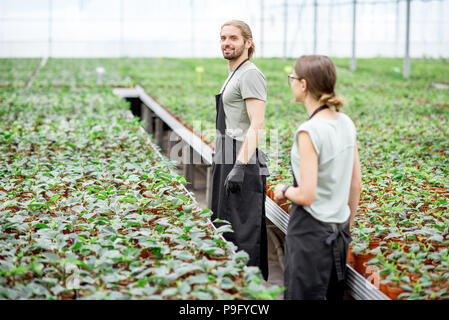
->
<box><xmin>221</xmin><ymin>20</ymin><xmax>255</xmax><ymax>59</ymax></box>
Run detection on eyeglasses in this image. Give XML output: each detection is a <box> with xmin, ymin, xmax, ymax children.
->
<box><xmin>287</xmin><ymin>73</ymin><xmax>301</xmax><ymax>86</ymax></box>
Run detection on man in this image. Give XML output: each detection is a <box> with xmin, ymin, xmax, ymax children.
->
<box><xmin>211</xmin><ymin>20</ymin><xmax>269</xmax><ymax>280</ymax></box>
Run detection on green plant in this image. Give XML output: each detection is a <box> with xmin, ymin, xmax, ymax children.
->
<box><xmin>0</xmin><ymin>87</ymin><xmax>282</xmax><ymax>300</ymax></box>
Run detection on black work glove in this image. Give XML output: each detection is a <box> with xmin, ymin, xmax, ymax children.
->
<box><xmin>224</xmin><ymin>160</ymin><xmax>246</xmax><ymax>194</ymax></box>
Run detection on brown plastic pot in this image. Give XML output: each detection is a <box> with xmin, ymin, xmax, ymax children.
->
<box><xmin>384</xmin><ymin>283</ymin><xmax>406</xmax><ymax>300</ymax></box>
<box><xmin>368</xmin><ymin>237</ymin><xmax>381</xmax><ymax>249</ymax></box>
<box><xmin>276</xmin><ymin>198</ymin><xmax>290</xmax><ymax>212</ymax></box>
<box><xmin>353</xmin><ymin>252</ymin><xmax>376</xmax><ymax>275</ymax></box>
<box><xmin>266</xmin><ymin>184</ymin><xmax>274</xmax><ymax>199</ymax></box>
<box><xmin>347</xmin><ymin>246</ymin><xmax>355</xmax><ymax>266</ymax></box>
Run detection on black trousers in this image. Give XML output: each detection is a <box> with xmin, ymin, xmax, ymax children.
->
<box><xmin>211</xmin><ymin>136</ymin><xmax>269</xmax><ymax>281</ymax></box>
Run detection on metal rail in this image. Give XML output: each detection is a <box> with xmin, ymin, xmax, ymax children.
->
<box><xmin>112</xmin><ymin>86</ymin><xmax>390</xmax><ymax>300</ymax></box>
<box><xmin>137</xmin><ymin>85</ymin><xmax>212</xmax><ymax>165</ymax></box>
<box><xmin>25</xmin><ymin>56</ymin><xmax>48</xmax><ymax>88</ymax></box>
<box><xmin>346</xmin><ymin>265</ymin><xmax>390</xmax><ymax>300</ymax></box>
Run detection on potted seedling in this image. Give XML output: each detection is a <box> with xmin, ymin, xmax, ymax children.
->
<box><xmin>380</xmin><ymin>269</ymin><xmax>411</xmax><ymax>300</ymax></box>
<box><xmin>351</xmin><ymin>241</ymin><xmax>376</xmax><ymax>275</ymax></box>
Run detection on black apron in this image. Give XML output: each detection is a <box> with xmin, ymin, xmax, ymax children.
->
<box><xmin>283</xmin><ymin>106</ymin><xmax>352</xmax><ymax>300</ymax></box>
<box><xmin>211</xmin><ymin>59</ymin><xmax>269</xmax><ymax>280</ymax></box>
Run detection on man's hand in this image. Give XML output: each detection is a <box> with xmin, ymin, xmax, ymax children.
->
<box><xmin>224</xmin><ymin>160</ymin><xmax>246</xmax><ymax>194</ymax></box>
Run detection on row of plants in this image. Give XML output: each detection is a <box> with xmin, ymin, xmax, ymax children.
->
<box><xmin>124</xmin><ymin>57</ymin><xmax>449</xmax><ymax>299</ymax></box>
<box><xmin>349</xmin><ymin>237</ymin><xmax>449</xmax><ymax>300</ymax></box>
<box><xmin>21</xmin><ymin>57</ymin><xmax>449</xmax><ymax>299</ymax></box>
<box><xmin>32</xmin><ymin>58</ymin><xmax>133</xmax><ymax>88</ymax></box>
<box><xmin>0</xmin><ymin>87</ymin><xmax>282</xmax><ymax>299</ymax></box>
<box><xmin>0</xmin><ymin>58</ymin><xmax>41</xmax><ymax>88</ymax></box>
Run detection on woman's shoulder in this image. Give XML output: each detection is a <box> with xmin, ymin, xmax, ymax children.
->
<box><xmin>338</xmin><ymin>112</ymin><xmax>352</xmax><ymax>122</ymax></box>
<box><xmin>294</xmin><ymin>120</ymin><xmax>322</xmax><ymax>141</ymax></box>
<box><xmin>338</xmin><ymin>112</ymin><xmax>356</xmax><ymax>131</ymax></box>
<box><xmin>297</xmin><ymin>113</ymin><xmax>355</xmax><ymax>137</ymax></box>
<box><xmin>299</xmin><ymin>117</ymin><xmax>329</xmax><ymax>130</ymax></box>
<box><xmin>296</xmin><ymin>119</ymin><xmax>315</xmax><ymax>131</ymax></box>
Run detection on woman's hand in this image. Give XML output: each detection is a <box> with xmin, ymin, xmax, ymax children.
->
<box><xmin>274</xmin><ymin>184</ymin><xmax>287</xmax><ymax>200</ymax></box>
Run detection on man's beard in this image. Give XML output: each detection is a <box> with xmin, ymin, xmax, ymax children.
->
<box><xmin>222</xmin><ymin>44</ymin><xmax>246</xmax><ymax>60</ymax></box>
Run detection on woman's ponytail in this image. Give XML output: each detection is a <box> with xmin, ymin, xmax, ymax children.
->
<box><xmin>318</xmin><ymin>92</ymin><xmax>345</xmax><ymax>111</ymax></box>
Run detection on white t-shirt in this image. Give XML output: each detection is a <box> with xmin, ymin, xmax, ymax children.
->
<box><xmin>290</xmin><ymin>112</ymin><xmax>357</xmax><ymax>223</ymax></box>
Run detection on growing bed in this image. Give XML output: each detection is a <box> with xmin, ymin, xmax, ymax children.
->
<box><xmin>32</xmin><ymin>58</ymin><xmax>132</xmax><ymax>88</ymax></box>
<box><xmin>0</xmin><ymin>58</ymin><xmax>41</xmax><ymax>88</ymax></box>
<box><xmin>3</xmin><ymin>56</ymin><xmax>448</xmax><ymax>299</ymax></box>
<box><xmin>120</xmin><ymin>57</ymin><xmax>449</xmax><ymax>300</ymax></box>
<box><xmin>0</xmin><ymin>87</ymin><xmax>281</xmax><ymax>299</ymax></box>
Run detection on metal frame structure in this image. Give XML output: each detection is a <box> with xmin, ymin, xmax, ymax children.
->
<box><xmin>3</xmin><ymin>0</ymin><xmax>447</xmax><ymax>79</ymax></box>
<box><xmin>25</xmin><ymin>56</ymin><xmax>47</xmax><ymax>88</ymax></box>
<box><xmin>267</xmin><ymin>0</ymin><xmax>447</xmax><ymax>77</ymax></box>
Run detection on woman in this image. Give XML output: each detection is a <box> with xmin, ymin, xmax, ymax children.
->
<box><xmin>274</xmin><ymin>55</ymin><xmax>362</xmax><ymax>300</ymax></box>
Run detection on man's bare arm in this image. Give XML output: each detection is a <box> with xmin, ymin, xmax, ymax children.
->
<box><xmin>236</xmin><ymin>98</ymin><xmax>265</xmax><ymax>164</ymax></box>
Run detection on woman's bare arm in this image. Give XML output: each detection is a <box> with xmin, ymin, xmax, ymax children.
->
<box><xmin>348</xmin><ymin>141</ymin><xmax>362</xmax><ymax>229</ymax></box>
<box><xmin>274</xmin><ymin>131</ymin><xmax>317</xmax><ymax>206</ymax></box>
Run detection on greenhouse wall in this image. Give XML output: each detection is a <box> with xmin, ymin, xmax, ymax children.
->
<box><xmin>1</xmin><ymin>0</ymin><xmax>448</xmax><ymax>58</ymax></box>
